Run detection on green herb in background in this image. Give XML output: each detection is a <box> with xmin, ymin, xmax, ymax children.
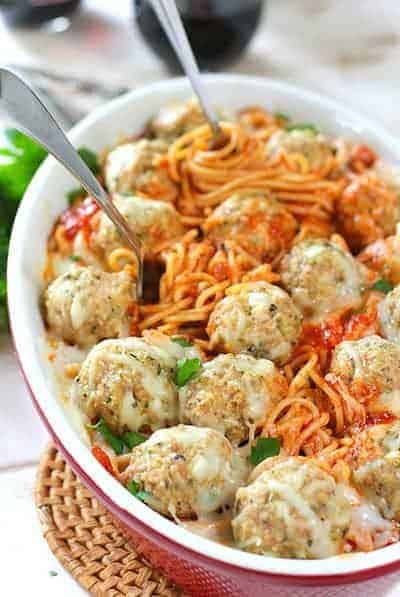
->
<box><xmin>174</xmin><ymin>358</ymin><xmax>201</xmax><ymax>387</ymax></box>
<box><xmin>371</xmin><ymin>279</ymin><xmax>393</xmax><ymax>294</ymax></box>
<box><xmin>0</xmin><ymin>129</ymin><xmax>47</xmax><ymax>331</ymax></box>
<box><xmin>250</xmin><ymin>437</ymin><xmax>281</xmax><ymax>466</ymax></box>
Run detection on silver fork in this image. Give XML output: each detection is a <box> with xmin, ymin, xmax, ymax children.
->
<box><xmin>0</xmin><ymin>66</ymin><xmax>144</xmax><ymax>300</ymax></box>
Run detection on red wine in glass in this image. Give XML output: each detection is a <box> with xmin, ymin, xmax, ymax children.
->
<box><xmin>0</xmin><ymin>0</ymin><xmax>81</xmax><ymax>26</ymax></box>
<box><xmin>134</xmin><ymin>0</ymin><xmax>265</xmax><ymax>73</ymax></box>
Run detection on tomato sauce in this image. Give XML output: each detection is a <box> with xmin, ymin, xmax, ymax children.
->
<box><xmin>60</xmin><ymin>196</ymin><xmax>99</xmax><ymax>240</ymax></box>
<box><xmin>91</xmin><ymin>445</ymin><xmax>117</xmax><ymax>478</ymax></box>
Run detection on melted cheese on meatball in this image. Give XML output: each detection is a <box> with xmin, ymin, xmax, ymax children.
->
<box><xmin>121</xmin><ymin>425</ymin><xmax>247</xmax><ymax>519</ymax></box>
<box><xmin>44</xmin><ymin>266</ymin><xmax>135</xmax><ymax>346</ymax></box>
<box><xmin>179</xmin><ymin>353</ymin><xmax>288</xmax><ymax>445</ymax></box>
<box><xmin>207</xmin><ymin>282</ymin><xmax>302</xmax><ymax>364</ymax></box>
<box><xmin>280</xmin><ymin>239</ymin><xmax>363</xmax><ymax>321</ymax></box>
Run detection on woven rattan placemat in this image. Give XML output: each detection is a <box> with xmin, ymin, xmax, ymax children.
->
<box><xmin>35</xmin><ymin>444</ymin><xmax>183</xmax><ymax>596</ymax></box>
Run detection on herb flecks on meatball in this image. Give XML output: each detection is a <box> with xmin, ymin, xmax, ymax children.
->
<box><xmin>280</xmin><ymin>239</ymin><xmax>363</xmax><ymax>322</ymax></box>
<box><xmin>203</xmin><ymin>193</ymin><xmax>297</xmax><ymax>261</ymax></box>
<box><xmin>121</xmin><ymin>425</ymin><xmax>247</xmax><ymax>519</ymax></box>
<box><xmin>207</xmin><ymin>282</ymin><xmax>302</xmax><ymax>364</ymax></box>
<box><xmin>330</xmin><ymin>335</ymin><xmax>400</xmax><ymax>415</ymax></box>
<box><xmin>44</xmin><ymin>266</ymin><xmax>135</xmax><ymax>346</ymax></box>
<box><xmin>232</xmin><ymin>457</ymin><xmax>352</xmax><ymax>559</ymax></box>
<box><xmin>179</xmin><ymin>353</ymin><xmax>288</xmax><ymax>445</ymax></box>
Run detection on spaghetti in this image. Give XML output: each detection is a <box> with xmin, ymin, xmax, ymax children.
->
<box><xmin>44</xmin><ymin>101</ymin><xmax>400</xmax><ymax>558</ymax></box>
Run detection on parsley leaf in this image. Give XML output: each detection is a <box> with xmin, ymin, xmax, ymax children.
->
<box><xmin>88</xmin><ymin>419</ymin><xmax>125</xmax><ymax>455</ymax></box>
<box><xmin>122</xmin><ymin>430</ymin><xmax>146</xmax><ymax>450</ymax></box>
<box><xmin>78</xmin><ymin>147</ymin><xmax>100</xmax><ymax>174</ymax></box>
<box><xmin>127</xmin><ymin>480</ymin><xmax>151</xmax><ymax>502</ymax></box>
<box><xmin>371</xmin><ymin>279</ymin><xmax>393</xmax><ymax>294</ymax></box>
<box><xmin>171</xmin><ymin>336</ymin><xmax>192</xmax><ymax>348</ymax></box>
<box><xmin>286</xmin><ymin>123</ymin><xmax>319</xmax><ymax>135</ymax></box>
<box><xmin>69</xmin><ymin>255</ymin><xmax>81</xmax><ymax>262</ymax></box>
<box><xmin>174</xmin><ymin>358</ymin><xmax>201</xmax><ymax>386</ymax></box>
<box><xmin>250</xmin><ymin>437</ymin><xmax>281</xmax><ymax>466</ymax></box>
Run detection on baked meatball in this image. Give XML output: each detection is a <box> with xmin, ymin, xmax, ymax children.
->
<box><xmin>232</xmin><ymin>457</ymin><xmax>352</xmax><ymax>559</ymax></box>
<box><xmin>92</xmin><ymin>194</ymin><xmax>184</xmax><ymax>256</ymax></box>
<box><xmin>202</xmin><ymin>193</ymin><xmax>297</xmax><ymax>261</ymax></box>
<box><xmin>75</xmin><ymin>335</ymin><xmax>181</xmax><ymax>434</ymax></box>
<box><xmin>266</xmin><ymin>129</ymin><xmax>334</xmax><ymax>171</ymax></box>
<box><xmin>358</xmin><ymin>228</ymin><xmax>400</xmax><ymax>286</ymax></box>
<box><xmin>329</xmin><ymin>335</ymin><xmax>400</xmax><ymax>415</ymax></box>
<box><xmin>44</xmin><ymin>266</ymin><xmax>134</xmax><ymax>346</ymax></box>
<box><xmin>280</xmin><ymin>239</ymin><xmax>364</xmax><ymax>321</ymax></box>
<box><xmin>179</xmin><ymin>354</ymin><xmax>288</xmax><ymax>445</ymax></box>
<box><xmin>207</xmin><ymin>282</ymin><xmax>302</xmax><ymax>364</ymax></box>
<box><xmin>105</xmin><ymin>138</ymin><xmax>177</xmax><ymax>197</ymax></box>
<box><xmin>336</xmin><ymin>172</ymin><xmax>400</xmax><ymax>252</ymax></box>
<box><xmin>351</xmin><ymin>422</ymin><xmax>400</xmax><ymax>521</ymax></box>
<box><xmin>149</xmin><ymin>98</ymin><xmax>205</xmax><ymax>142</ymax></box>
<box><xmin>378</xmin><ymin>285</ymin><xmax>400</xmax><ymax>344</ymax></box>
<box><xmin>121</xmin><ymin>425</ymin><xmax>246</xmax><ymax>518</ymax></box>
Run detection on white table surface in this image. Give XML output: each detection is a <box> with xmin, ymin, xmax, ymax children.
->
<box><xmin>2</xmin><ymin>1</ymin><xmax>400</xmax><ymax>595</ymax></box>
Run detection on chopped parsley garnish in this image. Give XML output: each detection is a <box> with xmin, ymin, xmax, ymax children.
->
<box><xmin>49</xmin><ymin>570</ymin><xmax>58</xmax><ymax>577</ymax></box>
<box><xmin>286</xmin><ymin>123</ymin><xmax>319</xmax><ymax>135</ymax></box>
<box><xmin>122</xmin><ymin>430</ymin><xmax>146</xmax><ymax>450</ymax></box>
<box><xmin>127</xmin><ymin>480</ymin><xmax>151</xmax><ymax>502</ymax></box>
<box><xmin>250</xmin><ymin>437</ymin><xmax>281</xmax><ymax>466</ymax></box>
<box><xmin>172</xmin><ymin>336</ymin><xmax>192</xmax><ymax>348</ymax></box>
<box><xmin>69</xmin><ymin>255</ymin><xmax>81</xmax><ymax>262</ymax></box>
<box><xmin>274</xmin><ymin>111</ymin><xmax>290</xmax><ymax>122</ymax></box>
<box><xmin>371</xmin><ymin>278</ymin><xmax>393</xmax><ymax>294</ymax></box>
<box><xmin>174</xmin><ymin>357</ymin><xmax>201</xmax><ymax>386</ymax></box>
<box><xmin>88</xmin><ymin>419</ymin><xmax>125</xmax><ymax>455</ymax></box>
<box><xmin>78</xmin><ymin>147</ymin><xmax>100</xmax><ymax>174</ymax></box>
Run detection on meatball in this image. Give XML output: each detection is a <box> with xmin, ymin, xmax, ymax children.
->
<box><xmin>232</xmin><ymin>457</ymin><xmax>352</xmax><ymax>559</ymax></box>
<box><xmin>351</xmin><ymin>422</ymin><xmax>400</xmax><ymax>521</ymax></box>
<box><xmin>179</xmin><ymin>354</ymin><xmax>288</xmax><ymax>445</ymax></box>
<box><xmin>330</xmin><ymin>335</ymin><xmax>400</xmax><ymax>415</ymax></box>
<box><xmin>92</xmin><ymin>194</ymin><xmax>184</xmax><ymax>256</ymax></box>
<box><xmin>202</xmin><ymin>193</ymin><xmax>297</xmax><ymax>261</ymax></box>
<box><xmin>378</xmin><ymin>285</ymin><xmax>400</xmax><ymax>344</ymax></box>
<box><xmin>280</xmin><ymin>239</ymin><xmax>364</xmax><ymax>321</ymax></box>
<box><xmin>358</xmin><ymin>228</ymin><xmax>400</xmax><ymax>286</ymax></box>
<box><xmin>76</xmin><ymin>335</ymin><xmax>181</xmax><ymax>434</ymax></box>
<box><xmin>44</xmin><ymin>266</ymin><xmax>134</xmax><ymax>346</ymax></box>
<box><xmin>266</xmin><ymin>129</ymin><xmax>334</xmax><ymax>171</ymax></box>
<box><xmin>121</xmin><ymin>425</ymin><xmax>246</xmax><ymax>518</ymax></box>
<box><xmin>149</xmin><ymin>98</ymin><xmax>205</xmax><ymax>142</ymax></box>
<box><xmin>207</xmin><ymin>282</ymin><xmax>302</xmax><ymax>364</ymax></box>
<box><xmin>336</xmin><ymin>172</ymin><xmax>400</xmax><ymax>252</ymax></box>
<box><xmin>105</xmin><ymin>138</ymin><xmax>176</xmax><ymax>197</ymax></box>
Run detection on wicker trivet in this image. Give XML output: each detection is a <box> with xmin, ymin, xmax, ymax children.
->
<box><xmin>35</xmin><ymin>444</ymin><xmax>183</xmax><ymax>596</ymax></box>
